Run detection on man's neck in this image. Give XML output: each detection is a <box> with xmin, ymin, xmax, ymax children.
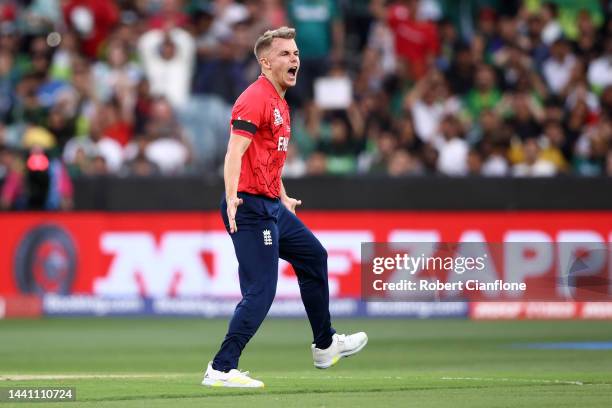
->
<box><xmin>262</xmin><ymin>72</ymin><xmax>286</xmax><ymax>99</ymax></box>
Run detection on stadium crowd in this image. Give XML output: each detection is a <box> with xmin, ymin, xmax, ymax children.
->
<box><xmin>1</xmin><ymin>0</ymin><xmax>612</xmax><ymax>209</ymax></box>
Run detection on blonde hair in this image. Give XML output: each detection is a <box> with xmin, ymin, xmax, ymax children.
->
<box><xmin>254</xmin><ymin>27</ymin><xmax>296</xmax><ymax>60</ymax></box>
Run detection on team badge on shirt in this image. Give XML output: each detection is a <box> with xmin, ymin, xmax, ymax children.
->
<box><xmin>263</xmin><ymin>229</ymin><xmax>273</xmax><ymax>246</ymax></box>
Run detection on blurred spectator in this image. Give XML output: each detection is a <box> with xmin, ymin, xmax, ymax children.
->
<box><xmin>395</xmin><ymin>114</ymin><xmax>422</xmax><ymax>154</ymax></box>
<box><xmin>572</xmin><ymin>11</ymin><xmax>599</xmax><ymax>64</ymax></box>
<box><xmin>21</xmin><ymin>0</ymin><xmax>63</xmax><ymax>35</ymax></box>
<box><xmin>23</xmin><ymin>126</ymin><xmax>56</xmax><ymax>151</ymax></box>
<box><xmin>306</xmin><ymin>151</ymin><xmax>327</xmax><ymax>175</ymax></box>
<box><xmin>315</xmin><ymin>113</ymin><xmax>362</xmax><ymax>174</ymax></box>
<box><xmin>359</xmin><ymin>129</ymin><xmax>397</xmax><ymax>174</ymax></box>
<box><xmin>445</xmin><ymin>45</ymin><xmax>474</xmax><ymax>96</ymax></box>
<box><xmin>479</xmin><ymin>120</ymin><xmax>510</xmax><ymax>176</ymax></box>
<box><xmin>342</xmin><ymin>0</ymin><xmax>373</xmax><ymax>53</ymax></box>
<box><xmin>261</xmin><ymin>0</ymin><xmax>288</xmax><ymax>28</ymax></box>
<box><xmin>192</xmin><ymin>4</ymin><xmax>217</xmax><ymax>58</ymax></box>
<box><xmin>141</xmin><ymin>97</ymin><xmax>190</xmax><ymax>174</ymax></box>
<box><xmin>148</xmin><ymin>0</ymin><xmax>190</xmax><ymax>30</ymax></box>
<box><xmin>49</xmin><ymin>31</ymin><xmax>81</xmax><ymax>81</ymax></box>
<box><xmin>0</xmin><ymin>49</ymin><xmax>17</xmax><ymax>122</ymax></box>
<box><xmin>600</xmin><ymin>86</ymin><xmax>612</xmax><ymax>120</ymax></box>
<box><xmin>129</xmin><ymin>153</ymin><xmax>160</xmax><ymax>176</ymax></box>
<box><xmin>606</xmin><ymin>149</ymin><xmax>612</xmax><ymax>177</ymax></box>
<box><xmin>138</xmin><ymin>26</ymin><xmax>195</xmax><ymax>108</ymax></box>
<box><xmin>481</xmin><ymin>149</ymin><xmax>509</xmax><ymax>176</ymax></box>
<box><xmin>512</xmin><ymin>137</ymin><xmax>556</xmax><ymax>176</ymax></box>
<box><xmin>523</xmin><ymin>13</ymin><xmax>549</xmax><ymax>73</ymax></box>
<box><xmin>1</xmin><ymin>147</ymin><xmax>72</xmax><ymax>210</ymax></box>
<box><xmin>540</xmin><ymin>2</ymin><xmax>562</xmax><ymax>45</ymax></box>
<box><xmin>587</xmin><ymin>38</ymin><xmax>612</xmax><ymax>93</ymax></box>
<box><xmin>0</xmin><ymin>144</ymin><xmax>9</xmax><ymax>178</ymax></box>
<box><xmin>574</xmin><ymin>119</ymin><xmax>611</xmax><ymax>176</ymax></box>
<box><xmin>291</xmin><ymin>101</ymin><xmax>324</xmax><ymax>159</ymax></box>
<box><xmin>364</xmin><ymin>20</ymin><xmax>396</xmax><ymax>81</ymax></box>
<box><xmin>466</xmin><ymin>148</ymin><xmax>483</xmax><ymax>176</ymax></box>
<box><xmin>63</xmin><ymin>106</ymin><xmax>124</xmax><ymax>174</ymax></box>
<box><xmin>45</xmin><ymin>105</ymin><xmax>76</xmax><ymax>152</ymax></box>
<box><xmin>64</xmin><ymin>144</ymin><xmax>92</xmax><ymax>177</ymax></box>
<box><xmin>98</xmin><ymin>98</ymin><xmax>133</xmax><ymax>147</ymax></box>
<box><xmin>405</xmin><ymin>70</ymin><xmax>460</xmax><ymax>143</ymax></box>
<box><xmin>90</xmin><ymin>154</ymin><xmax>109</xmax><ymax>176</ymax></box>
<box><xmin>372</xmin><ymin>0</ymin><xmax>439</xmax><ymax>79</ymax></box>
<box><xmin>503</xmin><ymin>92</ymin><xmax>543</xmax><ymax>140</ymax></box>
<box><xmin>436</xmin><ymin>18</ymin><xmax>460</xmax><ymax>72</ymax></box>
<box><xmin>387</xmin><ymin>148</ymin><xmax>420</xmax><ymax>176</ymax></box>
<box><xmin>539</xmin><ymin>120</ymin><xmax>569</xmax><ymax>171</ymax></box>
<box><xmin>464</xmin><ymin>64</ymin><xmax>501</xmax><ymax>121</ymax></box>
<box><xmin>210</xmin><ymin>0</ymin><xmax>250</xmax><ymax>41</ymax></box>
<box><xmin>92</xmin><ymin>39</ymin><xmax>142</xmax><ymax>103</ymax></box>
<box><xmin>433</xmin><ymin>114</ymin><xmax>468</xmax><ymax>176</ymax></box>
<box><xmin>62</xmin><ymin>0</ymin><xmax>120</xmax><ymax>58</ymax></box>
<box><xmin>282</xmin><ymin>144</ymin><xmax>307</xmax><ymax>178</ymax></box>
<box><xmin>421</xmin><ymin>142</ymin><xmax>438</xmax><ymax>174</ymax></box>
<box><xmin>192</xmin><ymin>20</ymin><xmax>257</xmax><ymax>104</ymax></box>
<box><xmin>120</xmin><ymin>148</ymin><xmax>161</xmax><ymax>177</ymax></box>
<box><xmin>133</xmin><ymin>78</ymin><xmax>154</xmax><ymax>134</ymax></box>
<box><xmin>0</xmin><ymin>145</ymin><xmax>24</xmax><ymax>209</ymax></box>
<box><xmin>542</xmin><ymin>38</ymin><xmax>576</xmax><ymax>95</ymax></box>
<box><xmin>287</xmin><ymin>0</ymin><xmax>344</xmax><ymax>103</ymax></box>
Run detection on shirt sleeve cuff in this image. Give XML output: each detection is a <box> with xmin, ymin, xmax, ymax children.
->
<box><xmin>231</xmin><ymin>128</ymin><xmax>254</xmax><ymax>139</ymax></box>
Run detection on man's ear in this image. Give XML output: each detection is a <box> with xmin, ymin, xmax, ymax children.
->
<box><xmin>260</xmin><ymin>56</ymin><xmax>271</xmax><ymax>70</ymax></box>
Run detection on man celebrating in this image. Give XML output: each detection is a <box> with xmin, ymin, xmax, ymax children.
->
<box><xmin>202</xmin><ymin>27</ymin><xmax>367</xmax><ymax>388</ymax></box>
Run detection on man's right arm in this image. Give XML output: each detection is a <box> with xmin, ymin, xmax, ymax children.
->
<box><xmin>224</xmin><ymin>133</ymin><xmax>252</xmax><ymax>233</ymax></box>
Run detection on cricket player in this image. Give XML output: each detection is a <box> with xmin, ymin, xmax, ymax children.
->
<box><xmin>202</xmin><ymin>27</ymin><xmax>368</xmax><ymax>388</ymax></box>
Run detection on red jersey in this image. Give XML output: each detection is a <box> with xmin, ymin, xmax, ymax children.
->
<box><xmin>63</xmin><ymin>0</ymin><xmax>120</xmax><ymax>58</ymax></box>
<box><xmin>231</xmin><ymin>75</ymin><xmax>291</xmax><ymax>199</ymax></box>
<box><xmin>387</xmin><ymin>3</ymin><xmax>439</xmax><ymax>78</ymax></box>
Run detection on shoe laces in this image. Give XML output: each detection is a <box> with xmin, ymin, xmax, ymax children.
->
<box><xmin>336</xmin><ymin>334</ymin><xmax>346</xmax><ymax>344</ymax></box>
<box><xmin>230</xmin><ymin>369</ymin><xmax>251</xmax><ymax>378</ymax></box>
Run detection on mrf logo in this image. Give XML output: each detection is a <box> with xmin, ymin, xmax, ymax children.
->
<box><xmin>278</xmin><ymin>136</ymin><xmax>289</xmax><ymax>151</ymax></box>
<box><xmin>95</xmin><ymin>232</ymin><xmax>233</xmax><ymax>297</ymax></box>
<box><xmin>14</xmin><ymin>224</ymin><xmax>77</xmax><ymax>295</ymax></box>
<box><xmin>94</xmin><ymin>230</ymin><xmax>368</xmax><ymax>298</ymax></box>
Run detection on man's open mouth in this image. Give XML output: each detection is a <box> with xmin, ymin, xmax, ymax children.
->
<box><xmin>288</xmin><ymin>67</ymin><xmax>298</xmax><ymax>78</ymax></box>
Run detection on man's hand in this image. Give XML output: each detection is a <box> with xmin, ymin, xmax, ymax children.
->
<box><xmin>227</xmin><ymin>196</ymin><xmax>243</xmax><ymax>233</ymax></box>
<box><xmin>281</xmin><ymin>196</ymin><xmax>302</xmax><ymax>215</ymax></box>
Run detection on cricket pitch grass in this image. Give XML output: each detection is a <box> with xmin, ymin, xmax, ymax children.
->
<box><xmin>1</xmin><ymin>318</ymin><xmax>611</xmax><ymax>407</ymax></box>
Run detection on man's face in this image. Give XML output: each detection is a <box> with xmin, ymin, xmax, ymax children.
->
<box><xmin>264</xmin><ymin>38</ymin><xmax>300</xmax><ymax>89</ymax></box>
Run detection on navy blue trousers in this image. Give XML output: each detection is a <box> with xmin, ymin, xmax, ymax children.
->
<box><xmin>212</xmin><ymin>193</ymin><xmax>335</xmax><ymax>372</ymax></box>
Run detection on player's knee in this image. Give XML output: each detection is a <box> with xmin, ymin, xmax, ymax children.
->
<box><xmin>261</xmin><ymin>285</ymin><xmax>277</xmax><ymax>306</ymax></box>
<box><xmin>247</xmin><ymin>283</ymin><xmax>276</xmax><ymax>306</ymax></box>
<box><xmin>314</xmin><ymin>244</ymin><xmax>328</xmax><ymax>265</ymax></box>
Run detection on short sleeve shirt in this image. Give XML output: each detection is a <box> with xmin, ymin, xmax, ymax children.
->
<box><xmin>231</xmin><ymin>75</ymin><xmax>291</xmax><ymax>199</ymax></box>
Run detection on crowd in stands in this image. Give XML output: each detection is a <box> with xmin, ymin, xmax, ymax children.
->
<box><xmin>0</xmin><ymin>0</ymin><xmax>612</xmax><ymax>209</ymax></box>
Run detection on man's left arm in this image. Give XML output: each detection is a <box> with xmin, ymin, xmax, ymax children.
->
<box><xmin>280</xmin><ymin>180</ymin><xmax>302</xmax><ymax>214</ymax></box>
<box><xmin>330</xmin><ymin>0</ymin><xmax>345</xmax><ymax>61</ymax></box>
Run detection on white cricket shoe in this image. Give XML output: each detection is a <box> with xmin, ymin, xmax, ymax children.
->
<box><xmin>201</xmin><ymin>362</ymin><xmax>264</xmax><ymax>388</ymax></box>
<box><xmin>311</xmin><ymin>332</ymin><xmax>368</xmax><ymax>369</ymax></box>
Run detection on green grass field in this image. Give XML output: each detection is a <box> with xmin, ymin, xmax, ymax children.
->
<box><xmin>0</xmin><ymin>318</ymin><xmax>611</xmax><ymax>407</ymax></box>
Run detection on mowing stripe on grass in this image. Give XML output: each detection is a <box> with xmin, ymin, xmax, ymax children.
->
<box><xmin>441</xmin><ymin>377</ymin><xmax>584</xmax><ymax>386</ymax></box>
<box><xmin>0</xmin><ymin>373</ymin><xmax>189</xmax><ymax>381</ymax></box>
<box><xmin>515</xmin><ymin>342</ymin><xmax>612</xmax><ymax>350</ymax></box>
